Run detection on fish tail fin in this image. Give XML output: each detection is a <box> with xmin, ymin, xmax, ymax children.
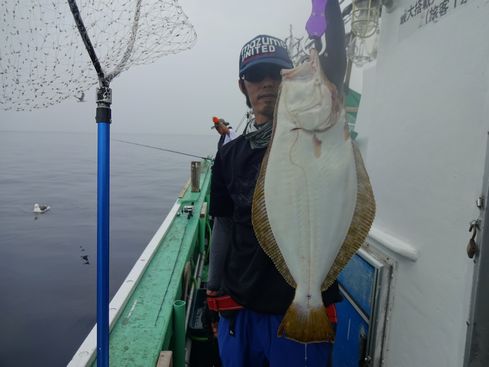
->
<box><xmin>278</xmin><ymin>303</ymin><xmax>335</xmax><ymax>343</ymax></box>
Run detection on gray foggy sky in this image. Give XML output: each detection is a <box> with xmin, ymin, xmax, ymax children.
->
<box><xmin>0</xmin><ymin>0</ymin><xmax>361</xmax><ymax>136</ymax></box>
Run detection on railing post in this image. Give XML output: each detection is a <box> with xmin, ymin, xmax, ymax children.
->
<box><xmin>199</xmin><ymin>202</ymin><xmax>207</xmax><ymax>253</ymax></box>
<box><xmin>190</xmin><ymin>161</ymin><xmax>201</xmax><ymax>192</ymax></box>
<box><xmin>173</xmin><ymin>300</ymin><xmax>186</xmax><ymax>367</ymax></box>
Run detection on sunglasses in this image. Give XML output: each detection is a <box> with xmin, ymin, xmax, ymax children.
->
<box><xmin>242</xmin><ymin>65</ymin><xmax>282</xmax><ymax>83</ymax></box>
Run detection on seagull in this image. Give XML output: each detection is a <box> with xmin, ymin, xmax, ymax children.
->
<box><xmin>33</xmin><ymin>203</ymin><xmax>50</xmax><ymax>213</ymax></box>
<box><xmin>75</xmin><ymin>91</ymin><xmax>85</xmax><ymax>102</ymax></box>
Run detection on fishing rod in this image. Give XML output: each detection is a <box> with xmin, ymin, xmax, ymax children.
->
<box><xmin>114</xmin><ymin>139</ymin><xmax>213</xmax><ymax>161</ymax></box>
<box><xmin>235</xmin><ymin>111</ymin><xmax>251</xmax><ymax>133</ymax></box>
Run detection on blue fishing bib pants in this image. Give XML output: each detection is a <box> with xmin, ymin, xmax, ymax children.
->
<box><xmin>218</xmin><ymin>308</ymin><xmax>333</xmax><ymax>367</ymax></box>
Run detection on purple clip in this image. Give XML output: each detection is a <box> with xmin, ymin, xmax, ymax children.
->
<box><xmin>306</xmin><ymin>0</ymin><xmax>328</xmax><ymax>39</ymax></box>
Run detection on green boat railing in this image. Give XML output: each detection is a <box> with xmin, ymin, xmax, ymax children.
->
<box><xmin>68</xmin><ymin>159</ymin><xmax>212</xmax><ymax>367</ymax></box>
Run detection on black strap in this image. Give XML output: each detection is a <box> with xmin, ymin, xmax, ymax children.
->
<box><xmin>219</xmin><ymin>310</ymin><xmax>239</xmax><ymax>336</ymax></box>
<box><xmin>321</xmin><ymin>0</ymin><xmax>347</xmax><ymax>93</ymax></box>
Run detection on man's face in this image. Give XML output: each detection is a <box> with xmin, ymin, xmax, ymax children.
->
<box><xmin>239</xmin><ymin>63</ymin><xmax>282</xmax><ymax>124</ymax></box>
<box><xmin>215</xmin><ymin>124</ymin><xmax>228</xmax><ymax>135</ymax></box>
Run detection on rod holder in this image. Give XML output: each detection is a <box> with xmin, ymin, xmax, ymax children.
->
<box><xmin>173</xmin><ymin>300</ymin><xmax>186</xmax><ymax>367</ymax></box>
<box><xmin>190</xmin><ymin>161</ymin><xmax>201</xmax><ymax>192</ymax></box>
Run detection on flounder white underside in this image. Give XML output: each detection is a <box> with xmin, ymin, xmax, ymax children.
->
<box><xmin>264</xmin><ymin>76</ymin><xmax>357</xmax><ymax>307</ymax></box>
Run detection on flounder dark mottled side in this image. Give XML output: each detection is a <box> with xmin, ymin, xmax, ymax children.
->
<box><xmin>252</xmin><ymin>49</ymin><xmax>375</xmax><ymax>343</ymax></box>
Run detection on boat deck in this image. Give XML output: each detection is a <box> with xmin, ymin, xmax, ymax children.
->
<box><xmin>68</xmin><ymin>160</ymin><xmax>211</xmax><ymax>367</ymax></box>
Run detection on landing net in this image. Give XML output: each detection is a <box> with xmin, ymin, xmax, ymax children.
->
<box><xmin>0</xmin><ymin>0</ymin><xmax>196</xmax><ymax>111</ymax></box>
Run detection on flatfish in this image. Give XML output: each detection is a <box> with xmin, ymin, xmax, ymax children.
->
<box><xmin>252</xmin><ymin>49</ymin><xmax>375</xmax><ymax>343</ymax></box>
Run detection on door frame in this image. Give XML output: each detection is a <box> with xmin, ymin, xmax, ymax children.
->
<box><xmin>464</xmin><ymin>133</ymin><xmax>489</xmax><ymax>367</ymax></box>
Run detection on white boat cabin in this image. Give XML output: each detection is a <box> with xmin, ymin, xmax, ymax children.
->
<box><xmin>336</xmin><ymin>0</ymin><xmax>489</xmax><ymax>366</ymax></box>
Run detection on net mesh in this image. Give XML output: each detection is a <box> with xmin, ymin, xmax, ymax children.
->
<box><xmin>0</xmin><ymin>0</ymin><xmax>196</xmax><ymax>111</ymax></box>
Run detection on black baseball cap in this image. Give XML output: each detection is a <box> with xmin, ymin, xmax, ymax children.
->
<box><xmin>239</xmin><ymin>34</ymin><xmax>294</xmax><ymax>77</ymax></box>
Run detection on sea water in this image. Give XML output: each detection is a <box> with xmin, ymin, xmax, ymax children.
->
<box><xmin>0</xmin><ymin>131</ymin><xmax>216</xmax><ymax>366</ymax></box>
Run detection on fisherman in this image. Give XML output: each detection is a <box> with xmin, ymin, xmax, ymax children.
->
<box><xmin>208</xmin><ymin>1</ymin><xmax>346</xmax><ymax>365</ymax></box>
<box><xmin>211</xmin><ymin>116</ymin><xmax>238</xmax><ymax>150</ymax></box>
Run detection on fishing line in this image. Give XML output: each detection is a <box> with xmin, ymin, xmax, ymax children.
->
<box><xmin>113</xmin><ymin>139</ymin><xmax>213</xmax><ymax>161</ymax></box>
<box><xmin>235</xmin><ymin>111</ymin><xmax>252</xmax><ymax>133</ymax></box>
